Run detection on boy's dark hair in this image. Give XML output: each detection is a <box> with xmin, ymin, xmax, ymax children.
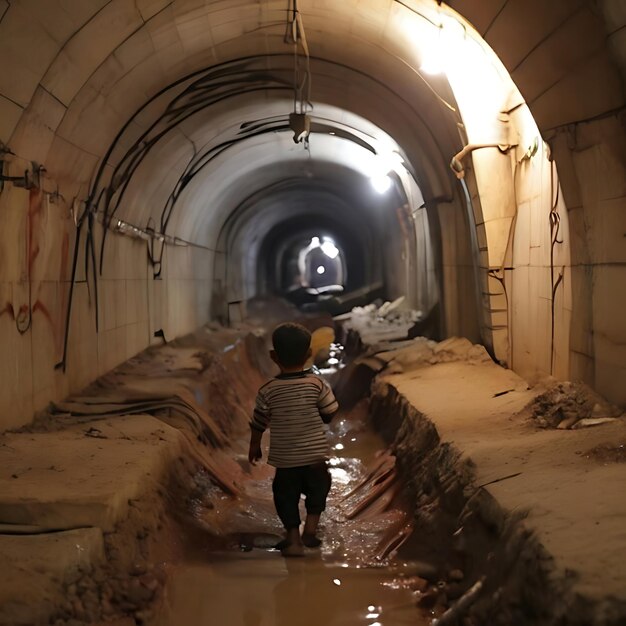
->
<box><xmin>272</xmin><ymin>323</ymin><xmax>311</xmax><ymax>367</ymax></box>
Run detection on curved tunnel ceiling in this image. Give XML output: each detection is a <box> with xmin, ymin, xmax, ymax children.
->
<box><xmin>3</xmin><ymin>1</ymin><xmax>623</xmax><ymax>231</ymax></box>
<box><xmin>4</xmin><ymin>1</ymin><xmax>473</xmax><ymax>250</ymax></box>
<box><xmin>0</xmin><ymin>0</ymin><xmax>624</xmax><ymax>411</ymax></box>
<box><xmin>221</xmin><ymin>162</ymin><xmax>405</xmax><ymax>301</ymax></box>
<box><xmin>95</xmin><ymin>59</ymin><xmax>456</xmax><ymax>256</ymax></box>
<box><xmin>2</xmin><ymin>0</ymin><xmax>622</xmax><ymax>259</ymax></box>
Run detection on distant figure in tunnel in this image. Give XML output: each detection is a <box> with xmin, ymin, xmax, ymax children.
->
<box><xmin>248</xmin><ymin>322</ymin><xmax>339</xmax><ymax>557</ymax></box>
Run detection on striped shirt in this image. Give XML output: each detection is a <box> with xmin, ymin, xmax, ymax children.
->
<box><xmin>250</xmin><ymin>371</ymin><xmax>339</xmax><ymax>468</ymax></box>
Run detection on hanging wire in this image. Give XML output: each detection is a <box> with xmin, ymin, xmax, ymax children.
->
<box><xmin>549</xmin><ymin>159</ymin><xmax>564</xmax><ymax>375</ymax></box>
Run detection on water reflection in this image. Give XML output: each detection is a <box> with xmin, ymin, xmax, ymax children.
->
<box><xmin>151</xmin><ymin>359</ymin><xmax>428</xmax><ymax>626</ymax></box>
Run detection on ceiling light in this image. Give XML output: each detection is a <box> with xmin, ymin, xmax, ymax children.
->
<box><xmin>370</xmin><ymin>173</ymin><xmax>392</xmax><ymax>194</ymax></box>
<box><xmin>321</xmin><ymin>240</ymin><xmax>339</xmax><ymax>259</ymax></box>
<box><xmin>419</xmin><ymin>17</ymin><xmax>466</xmax><ymax>76</ymax></box>
<box><xmin>316</xmin><ymin>265</ymin><xmax>326</xmax><ymax>274</ymax></box>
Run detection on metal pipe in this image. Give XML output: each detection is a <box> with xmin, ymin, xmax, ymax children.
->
<box><xmin>450</xmin><ymin>143</ymin><xmax>516</xmax><ymax>179</ymax></box>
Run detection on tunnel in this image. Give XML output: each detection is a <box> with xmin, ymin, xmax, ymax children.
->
<box><xmin>0</xmin><ymin>1</ymin><xmax>625</xmax><ymax>625</ymax></box>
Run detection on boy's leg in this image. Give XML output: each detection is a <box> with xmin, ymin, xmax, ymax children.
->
<box><xmin>302</xmin><ymin>462</ymin><xmax>331</xmax><ymax>547</ymax></box>
<box><xmin>272</xmin><ymin>467</ymin><xmax>305</xmax><ymax>556</ymax></box>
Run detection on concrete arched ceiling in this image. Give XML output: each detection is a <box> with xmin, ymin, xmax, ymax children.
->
<box><xmin>2</xmin><ymin>0</ymin><xmax>623</xmax><ymax>254</ymax></box>
<box><xmin>0</xmin><ymin>0</ymin><xmax>624</xmax><ymax>402</ymax></box>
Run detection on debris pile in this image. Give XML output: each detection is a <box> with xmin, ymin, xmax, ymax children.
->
<box><xmin>335</xmin><ymin>296</ymin><xmax>423</xmax><ymax>344</ymax></box>
<box><xmin>519</xmin><ymin>381</ymin><xmax>623</xmax><ymax>429</ymax></box>
<box><xmin>0</xmin><ymin>324</ymin><xmax>270</xmax><ymax>626</ymax></box>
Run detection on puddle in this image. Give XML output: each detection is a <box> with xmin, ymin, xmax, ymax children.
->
<box><xmin>150</xmin><ymin>398</ymin><xmax>431</xmax><ymax>625</ymax></box>
<box><xmin>153</xmin><ymin>554</ymin><xmax>421</xmax><ymax>626</ymax></box>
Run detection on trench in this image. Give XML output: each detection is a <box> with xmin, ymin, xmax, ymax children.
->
<box><xmin>7</xmin><ymin>319</ymin><xmax>621</xmax><ymax>626</ymax></box>
<box><xmin>115</xmin><ymin>321</ymin><xmax>533</xmax><ymax>626</ymax></box>
<box><xmin>147</xmin><ymin>328</ymin><xmax>437</xmax><ymax>626</ymax></box>
<box><xmin>154</xmin><ymin>401</ymin><xmax>428</xmax><ymax>626</ymax></box>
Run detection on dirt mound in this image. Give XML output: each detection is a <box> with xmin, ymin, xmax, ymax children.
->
<box><xmin>518</xmin><ymin>381</ymin><xmax>623</xmax><ymax>429</ymax></box>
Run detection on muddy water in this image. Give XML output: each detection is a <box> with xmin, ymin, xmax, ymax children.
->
<box><xmin>151</xmin><ymin>404</ymin><xmax>431</xmax><ymax>626</ymax></box>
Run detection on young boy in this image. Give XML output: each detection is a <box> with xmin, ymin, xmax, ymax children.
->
<box><xmin>248</xmin><ymin>322</ymin><xmax>339</xmax><ymax>557</ymax></box>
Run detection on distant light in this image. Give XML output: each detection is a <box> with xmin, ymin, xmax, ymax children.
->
<box><xmin>368</xmin><ymin>606</ymin><xmax>376</xmax><ymax>612</ymax></box>
<box><xmin>334</xmin><ymin>443</ymin><xmax>344</xmax><ymax>450</ymax></box>
<box><xmin>321</xmin><ymin>239</ymin><xmax>339</xmax><ymax>259</ymax></box>
<box><xmin>371</xmin><ymin>173</ymin><xmax>392</xmax><ymax>194</ymax></box>
<box><xmin>333</xmin><ymin>578</ymin><xmax>342</xmax><ymax>586</ymax></box>
<box><xmin>328</xmin><ymin>357</ymin><xmax>339</xmax><ymax>365</ymax></box>
<box><xmin>316</xmin><ymin>265</ymin><xmax>326</xmax><ymax>275</ymax></box>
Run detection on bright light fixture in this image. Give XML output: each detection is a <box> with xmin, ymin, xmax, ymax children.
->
<box><xmin>316</xmin><ymin>265</ymin><xmax>326</xmax><ymax>274</ymax></box>
<box><xmin>370</xmin><ymin>173</ymin><xmax>392</xmax><ymax>194</ymax></box>
<box><xmin>419</xmin><ymin>17</ymin><xmax>467</xmax><ymax>76</ymax></box>
<box><xmin>311</xmin><ymin>236</ymin><xmax>320</xmax><ymax>246</ymax></box>
<box><xmin>321</xmin><ymin>239</ymin><xmax>339</xmax><ymax>259</ymax></box>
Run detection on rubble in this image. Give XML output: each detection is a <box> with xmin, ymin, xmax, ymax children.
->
<box><xmin>517</xmin><ymin>381</ymin><xmax>624</xmax><ymax>430</ymax></box>
<box><xmin>335</xmin><ymin>296</ymin><xmax>424</xmax><ymax>344</ymax></box>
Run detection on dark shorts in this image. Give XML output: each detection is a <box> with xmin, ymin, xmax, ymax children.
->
<box><xmin>272</xmin><ymin>462</ymin><xmax>332</xmax><ymax>529</ymax></box>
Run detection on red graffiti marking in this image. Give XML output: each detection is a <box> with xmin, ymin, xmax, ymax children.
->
<box><xmin>33</xmin><ymin>300</ymin><xmax>53</xmax><ymax>325</ymax></box>
<box><xmin>0</xmin><ymin>303</ymin><xmax>15</xmax><ymax>320</ymax></box>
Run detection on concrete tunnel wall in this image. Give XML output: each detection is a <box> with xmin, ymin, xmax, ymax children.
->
<box><xmin>0</xmin><ymin>0</ymin><xmax>625</xmax><ymax>431</ymax></box>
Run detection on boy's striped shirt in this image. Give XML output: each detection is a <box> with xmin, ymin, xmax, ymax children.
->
<box><xmin>250</xmin><ymin>371</ymin><xmax>339</xmax><ymax>468</ymax></box>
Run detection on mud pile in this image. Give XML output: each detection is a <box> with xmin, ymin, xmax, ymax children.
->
<box><xmin>367</xmin><ymin>378</ymin><xmax>626</xmax><ymax>626</ymax></box>
<box><xmin>517</xmin><ymin>381</ymin><xmax>623</xmax><ymax>430</ymax></box>
<box><xmin>1</xmin><ymin>325</ymin><xmax>275</xmax><ymax>626</ymax></box>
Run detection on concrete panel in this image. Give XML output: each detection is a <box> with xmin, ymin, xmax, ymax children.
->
<box><xmin>484</xmin><ymin>0</ymin><xmax>584</xmax><ymax>71</ymax></box>
<box><xmin>586</xmin><ymin>197</ymin><xmax>626</xmax><ymax>264</ymax></box>
<box><xmin>136</xmin><ymin>0</ymin><xmax>173</xmax><ymax>21</ymax></box>
<box><xmin>41</xmin><ymin>0</ymin><xmax>144</xmax><ymax>105</ymax></box>
<box><xmin>0</xmin><ymin>185</ymin><xmax>28</xmax><ymax>282</ymax></box>
<box><xmin>0</xmin><ymin>3</ymin><xmax>59</xmax><ymax>105</ymax></box>
<box><xmin>8</xmin><ymin>87</ymin><xmax>67</xmax><ymax>164</ymax></box>
<box><xmin>447</xmin><ymin>0</ymin><xmax>507</xmax><ymax>36</ymax></box>
<box><xmin>0</xmin><ymin>286</ymin><xmax>34</xmax><ymax>429</ymax></box>
<box><xmin>0</xmin><ymin>95</ymin><xmax>23</xmax><ymax>144</ymax></box>
<box><xmin>30</xmin><ymin>280</ymin><xmax>66</xmax><ymax>409</ymax></box>
<box><xmin>529</xmin><ymin>51</ymin><xmax>625</xmax><ymax>130</ymax></box>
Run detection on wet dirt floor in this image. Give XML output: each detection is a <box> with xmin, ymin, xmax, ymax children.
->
<box><xmin>150</xmin><ymin>401</ymin><xmax>431</xmax><ymax>626</ymax></box>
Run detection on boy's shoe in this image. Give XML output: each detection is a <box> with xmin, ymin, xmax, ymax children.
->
<box><xmin>281</xmin><ymin>542</ymin><xmax>305</xmax><ymax>557</ymax></box>
<box><xmin>302</xmin><ymin>533</ymin><xmax>322</xmax><ymax>548</ymax></box>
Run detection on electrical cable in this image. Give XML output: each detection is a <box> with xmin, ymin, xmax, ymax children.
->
<box><xmin>55</xmin><ymin>48</ymin><xmax>459</xmax><ymax>371</ymax></box>
<box><xmin>549</xmin><ymin>159</ymin><xmax>564</xmax><ymax>375</ymax></box>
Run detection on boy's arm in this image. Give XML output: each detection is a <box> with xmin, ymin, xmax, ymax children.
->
<box><xmin>249</xmin><ymin>390</ymin><xmax>270</xmax><ymax>464</ymax></box>
<box><xmin>318</xmin><ymin>379</ymin><xmax>339</xmax><ymax>424</ymax></box>
<box><xmin>248</xmin><ymin>427</ymin><xmax>263</xmax><ymax>464</ymax></box>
